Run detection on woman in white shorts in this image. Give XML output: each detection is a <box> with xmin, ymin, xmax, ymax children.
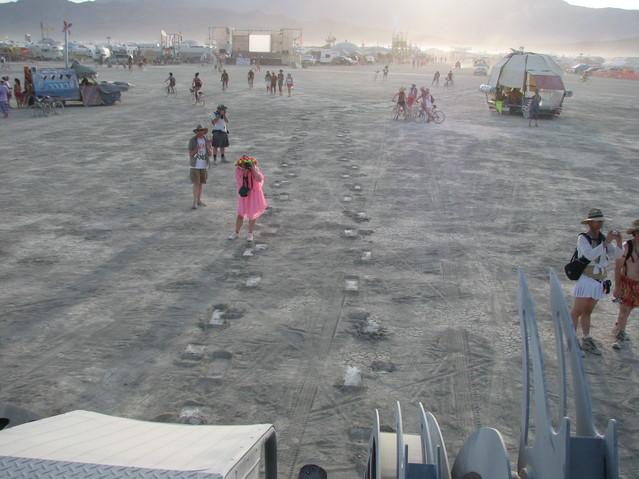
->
<box><xmin>571</xmin><ymin>208</ymin><xmax>623</xmax><ymax>354</ymax></box>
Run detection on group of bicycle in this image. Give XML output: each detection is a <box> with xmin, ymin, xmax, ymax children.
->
<box><xmin>164</xmin><ymin>70</ymin><xmax>231</xmax><ymax>106</ymax></box>
<box><xmin>1</xmin><ymin>75</ymin><xmax>65</xmax><ymax>118</ymax></box>
<box><xmin>391</xmin><ymin>84</ymin><xmax>445</xmax><ymax>124</ymax></box>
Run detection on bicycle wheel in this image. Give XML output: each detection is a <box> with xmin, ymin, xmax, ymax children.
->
<box><xmin>197</xmin><ymin>95</ymin><xmax>205</xmax><ymax>107</ymax></box>
<box><xmin>29</xmin><ymin>104</ymin><xmax>44</xmax><ymax>117</ymax></box>
<box><xmin>414</xmin><ymin>109</ymin><xmax>425</xmax><ymax>123</ymax></box>
<box><xmin>165</xmin><ymin>86</ymin><xmax>170</xmax><ymax>96</ymax></box>
<box><xmin>390</xmin><ymin>105</ymin><xmax>399</xmax><ymax>120</ymax></box>
<box><xmin>432</xmin><ymin>110</ymin><xmax>445</xmax><ymax>124</ymax></box>
<box><xmin>43</xmin><ymin>103</ymin><xmax>54</xmax><ymax>117</ymax></box>
<box><xmin>52</xmin><ymin>100</ymin><xmax>64</xmax><ymax>114</ymax></box>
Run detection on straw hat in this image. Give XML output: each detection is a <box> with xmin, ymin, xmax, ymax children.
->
<box><xmin>580</xmin><ymin>208</ymin><xmax>611</xmax><ymax>224</ymax></box>
<box><xmin>193</xmin><ymin>124</ymin><xmax>208</xmax><ymax>133</ymax></box>
<box><xmin>627</xmin><ymin>219</ymin><xmax>639</xmax><ymax>234</ymax></box>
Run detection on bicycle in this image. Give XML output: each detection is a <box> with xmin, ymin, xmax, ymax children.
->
<box><xmin>46</xmin><ymin>96</ymin><xmax>65</xmax><ymax>114</ymax></box>
<box><xmin>28</xmin><ymin>95</ymin><xmax>54</xmax><ymax>118</ymax></box>
<box><xmin>190</xmin><ymin>88</ymin><xmax>205</xmax><ymax>106</ymax></box>
<box><xmin>164</xmin><ymin>85</ymin><xmax>177</xmax><ymax>97</ymax></box>
<box><xmin>414</xmin><ymin>105</ymin><xmax>446</xmax><ymax>124</ymax></box>
<box><xmin>390</xmin><ymin>103</ymin><xmax>408</xmax><ymax>120</ymax></box>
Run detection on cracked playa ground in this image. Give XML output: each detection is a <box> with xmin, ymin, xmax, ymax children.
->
<box><xmin>1</xmin><ymin>62</ymin><xmax>638</xmax><ymax>478</ymax></box>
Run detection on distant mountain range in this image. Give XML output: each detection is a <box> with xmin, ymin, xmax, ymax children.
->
<box><xmin>1</xmin><ymin>0</ymin><xmax>638</xmax><ymax>56</ymax></box>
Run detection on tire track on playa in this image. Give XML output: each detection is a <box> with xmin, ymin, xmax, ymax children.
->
<box><xmin>278</xmin><ymin>284</ymin><xmax>348</xmax><ymax>478</ymax></box>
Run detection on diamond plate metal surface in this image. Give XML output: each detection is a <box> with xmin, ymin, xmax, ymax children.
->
<box><xmin>0</xmin><ymin>456</ymin><xmax>222</xmax><ymax>479</ymax></box>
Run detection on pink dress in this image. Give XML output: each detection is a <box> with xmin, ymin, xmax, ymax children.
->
<box><xmin>235</xmin><ymin>166</ymin><xmax>267</xmax><ymax>220</ymax></box>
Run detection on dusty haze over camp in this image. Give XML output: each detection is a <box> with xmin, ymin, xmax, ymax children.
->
<box><xmin>0</xmin><ymin>0</ymin><xmax>638</xmax><ymax>55</ymax></box>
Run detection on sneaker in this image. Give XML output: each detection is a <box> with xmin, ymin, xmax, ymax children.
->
<box><xmin>197</xmin><ymin>201</ymin><xmax>207</xmax><ymax>206</ymax></box>
<box><xmin>191</xmin><ymin>203</ymin><xmax>197</xmax><ymax>210</ymax></box>
<box><xmin>246</xmin><ymin>233</ymin><xmax>254</xmax><ymax>242</ymax></box>
<box><xmin>618</xmin><ymin>330</ymin><xmax>630</xmax><ymax>341</ymax></box>
<box><xmin>228</xmin><ymin>232</ymin><xmax>238</xmax><ymax>240</ymax></box>
<box><xmin>580</xmin><ymin>337</ymin><xmax>602</xmax><ymax>355</ymax></box>
<box><xmin>612</xmin><ymin>339</ymin><xmax>622</xmax><ymax>350</ymax></box>
<box><xmin>221</xmin><ymin>157</ymin><xmax>229</xmax><ymax>163</ymax></box>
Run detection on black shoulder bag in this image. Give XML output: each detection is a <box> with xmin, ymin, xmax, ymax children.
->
<box><xmin>238</xmin><ymin>174</ymin><xmax>251</xmax><ymax>197</ymax></box>
<box><xmin>564</xmin><ymin>233</ymin><xmax>597</xmax><ymax>281</ymax></box>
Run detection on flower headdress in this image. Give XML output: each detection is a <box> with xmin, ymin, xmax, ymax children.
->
<box><xmin>234</xmin><ymin>155</ymin><xmax>258</xmax><ymax>167</ymax></box>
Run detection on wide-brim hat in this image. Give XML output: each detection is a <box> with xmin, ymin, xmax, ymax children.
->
<box><xmin>627</xmin><ymin>219</ymin><xmax>639</xmax><ymax>234</ymax></box>
<box><xmin>580</xmin><ymin>208</ymin><xmax>611</xmax><ymax>224</ymax></box>
<box><xmin>193</xmin><ymin>124</ymin><xmax>208</xmax><ymax>133</ymax></box>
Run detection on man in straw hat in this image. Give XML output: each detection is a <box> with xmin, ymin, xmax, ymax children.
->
<box><xmin>187</xmin><ymin>124</ymin><xmax>212</xmax><ymax>210</ymax></box>
<box><xmin>570</xmin><ymin>208</ymin><xmax>623</xmax><ymax>355</ymax></box>
<box><xmin>612</xmin><ymin>219</ymin><xmax>639</xmax><ymax>349</ymax></box>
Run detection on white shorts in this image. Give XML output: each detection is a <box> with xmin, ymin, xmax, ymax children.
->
<box><xmin>572</xmin><ymin>275</ymin><xmax>605</xmax><ymax>300</ymax></box>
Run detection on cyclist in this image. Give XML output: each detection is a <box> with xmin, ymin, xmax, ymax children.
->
<box><xmin>165</xmin><ymin>72</ymin><xmax>176</xmax><ymax>93</ymax></box>
<box><xmin>192</xmin><ymin>72</ymin><xmax>203</xmax><ymax>98</ymax></box>
<box><xmin>392</xmin><ymin>87</ymin><xmax>407</xmax><ymax>117</ymax></box>
<box><xmin>444</xmin><ymin>70</ymin><xmax>454</xmax><ymax>88</ymax></box>
<box><xmin>418</xmin><ymin>87</ymin><xmax>435</xmax><ymax>122</ymax></box>
<box><xmin>431</xmin><ymin>71</ymin><xmax>440</xmax><ymax>86</ymax></box>
<box><xmin>407</xmin><ymin>84</ymin><xmax>418</xmax><ymax>107</ymax></box>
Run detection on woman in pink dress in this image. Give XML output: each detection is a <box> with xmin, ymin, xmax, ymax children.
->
<box><xmin>228</xmin><ymin>155</ymin><xmax>267</xmax><ymax>242</ymax></box>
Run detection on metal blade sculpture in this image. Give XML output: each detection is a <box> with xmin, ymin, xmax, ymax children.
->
<box><xmin>517</xmin><ymin>268</ymin><xmax>618</xmax><ymax>479</ymax></box>
<box><xmin>365</xmin><ymin>268</ymin><xmax>618</xmax><ymax>479</ymax></box>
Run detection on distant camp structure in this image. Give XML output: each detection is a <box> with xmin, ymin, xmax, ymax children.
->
<box><xmin>479</xmin><ymin>50</ymin><xmax>573</xmax><ymax>118</ymax></box>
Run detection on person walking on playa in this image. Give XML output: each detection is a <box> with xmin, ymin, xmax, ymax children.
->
<box><xmin>528</xmin><ymin>90</ymin><xmax>541</xmax><ymax>127</ymax></box>
<box><xmin>285</xmin><ymin>73</ymin><xmax>294</xmax><ymax>96</ymax></box>
<box><xmin>187</xmin><ymin>124</ymin><xmax>212</xmax><ymax>210</ymax></box>
<box><xmin>228</xmin><ymin>155</ymin><xmax>267</xmax><ymax>242</ymax></box>
<box><xmin>264</xmin><ymin>71</ymin><xmax>271</xmax><ymax>93</ymax></box>
<box><xmin>0</xmin><ymin>79</ymin><xmax>10</xmax><ymax>118</ymax></box>
<box><xmin>571</xmin><ymin>208</ymin><xmax>623</xmax><ymax>355</ymax></box>
<box><xmin>210</xmin><ymin>104</ymin><xmax>230</xmax><ymax>163</ymax></box>
<box><xmin>247</xmin><ymin>69</ymin><xmax>254</xmax><ymax>89</ymax></box>
<box><xmin>221</xmin><ymin>70</ymin><xmax>229</xmax><ymax>91</ymax></box>
<box><xmin>269</xmin><ymin>71</ymin><xmax>278</xmax><ymax>95</ymax></box>
<box><xmin>612</xmin><ymin>219</ymin><xmax>639</xmax><ymax>349</ymax></box>
<box><xmin>13</xmin><ymin>78</ymin><xmax>24</xmax><ymax>108</ymax></box>
<box><xmin>165</xmin><ymin>72</ymin><xmax>176</xmax><ymax>94</ymax></box>
<box><xmin>277</xmin><ymin>69</ymin><xmax>284</xmax><ymax>96</ymax></box>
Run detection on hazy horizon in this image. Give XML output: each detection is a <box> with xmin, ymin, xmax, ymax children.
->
<box><xmin>0</xmin><ymin>0</ymin><xmax>637</xmax><ymax>8</ymax></box>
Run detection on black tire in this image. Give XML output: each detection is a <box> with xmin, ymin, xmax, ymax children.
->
<box><xmin>29</xmin><ymin>104</ymin><xmax>42</xmax><ymax>117</ymax></box>
<box><xmin>432</xmin><ymin>110</ymin><xmax>445</xmax><ymax>124</ymax></box>
<box><xmin>52</xmin><ymin>100</ymin><xmax>64</xmax><ymax>114</ymax></box>
<box><xmin>390</xmin><ymin>105</ymin><xmax>399</xmax><ymax>120</ymax></box>
<box><xmin>43</xmin><ymin>103</ymin><xmax>54</xmax><ymax>117</ymax></box>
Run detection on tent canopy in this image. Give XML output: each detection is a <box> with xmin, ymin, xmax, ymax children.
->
<box><xmin>488</xmin><ymin>52</ymin><xmax>565</xmax><ymax>91</ymax></box>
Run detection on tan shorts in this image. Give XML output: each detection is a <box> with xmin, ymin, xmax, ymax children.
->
<box><xmin>190</xmin><ymin>168</ymin><xmax>208</xmax><ymax>184</ymax></box>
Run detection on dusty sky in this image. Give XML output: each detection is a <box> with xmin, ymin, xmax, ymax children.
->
<box><xmin>0</xmin><ymin>0</ymin><xmax>637</xmax><ymax>7</ymax></box>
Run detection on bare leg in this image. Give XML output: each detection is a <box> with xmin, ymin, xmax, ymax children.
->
<box><xmin>616</xmin><ymin>304</ymin><xmax>633</xmax><ymax>332</ymax></box>
<box><xmin>235</xmin><ymin>215</ymin><xmax>244</xmax><ymax>234</ymax></box>
<box><xmin>248</xmin><ymin>218</ymin><xmax>256</xmax><ymax>233</ymax></box>
<box><xmin>571</xmin><ymin>297</ymin><xmax>599</xmax><ymax>335</ymax></box>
